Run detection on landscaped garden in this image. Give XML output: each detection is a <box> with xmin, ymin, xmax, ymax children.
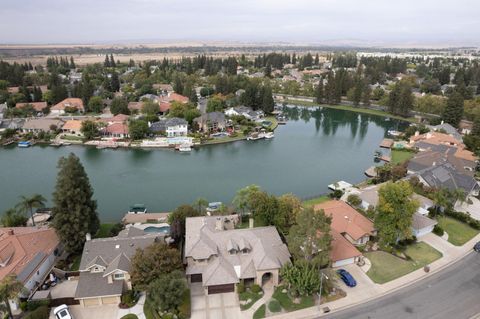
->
<box><xmin>253</xmin><ymin>304</ymin><xmax>266</xmax><ymax>319</ymax></box>
<box><xmin>271</xmin><ymin>285</ymin><xmax>315</xmax><ymax>312</ymax></box>
<box><xmin>436</xmin><ymin>216</ymin><xmax>479</xmax><ymax>246</ymax></box>
<box><xmin>365</xmin><ymin>242</ymin><xmax>442</xmax><ymax>284</ymax></box>
<box><xmin>238</xmin><ymin>284</ymin><xmax>263</xmax><ymax>310</ymax></box>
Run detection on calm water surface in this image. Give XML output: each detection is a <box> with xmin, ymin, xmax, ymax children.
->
<box><xmin>0</xmin><ymin>107</ymin><xmax>407</xmax><ymax>222</ymax></box>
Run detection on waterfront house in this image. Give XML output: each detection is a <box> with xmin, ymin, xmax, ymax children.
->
<box><xmin>184</xmin><ymin>215</ymin><xmax>291</xmax><ymax>294</ymax></box>
<box><xmin>225</xmin><ymin>106</ymin><xmax>264</xmax><ymax>121</ymax></box>
<box><xmin>62</xmin><ymin>119</ymin><xmax>83</xmax><ymax>136</ymax></box>
<box><xmin>345</xmin><ymin>184</ymin><xmax>439</xmax><ymax>238</ymax></box>
<box><xmin>75</xmin><ymin>232</ymin><xmax>162</xmax><ymax>306</ymax></box>
<box><xmin>15</xmin><ymin>102</ymin><xmax>48</xmax><ymax>113</ymax></box>
<box><xmin>0</xmin><ymin>227</ymin><xmax>61</xmax><ymax>311</ymax></box>
<box><xmin>314</xmin><ymin>200</ymin><xmax>375</xmax><ymax>267</ymax></box>
<box><xmin>50</xmin><ymin>98</ymin><xmax>85</xmax><ymax>115</ymax></box>
<box><xmin>22</xmin><ymin>118</ymin><xmax>64</xmax><ymax>133</ymax></box>
<box><xmin>193</xmin><ymin>112</ymin><xmax>226</xmax><ymax>133</ymax></box>
<box><xmin>149</xmin><ymin>117</ymin><xmax>188</xmax><ymax>137</ymax></box>
<box><xmin>102</xmin><ymin>123</ymin><xmax>129</xmax><ymax>138</ymax></box>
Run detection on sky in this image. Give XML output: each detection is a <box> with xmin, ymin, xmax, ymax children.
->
<box><xmin>1</xmin><ymin>0</ymin><xmax>480</xmax><ymax>46</ymax></box>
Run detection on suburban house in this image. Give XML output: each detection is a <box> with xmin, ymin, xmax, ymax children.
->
<box><xmin>225</xmin><ymin>106</ymin><xmax>264</xmax><ymax>121</ymax></box>
<box><xmin>102</xmin><ymin>123</ymin><xmax>129</xmax><ymax>138</ymax></box>
<box><xmin>193</xmin><ymin>112</ymin><xmax>226</xmax><ymax>133</ymax></box>
<box><xmin>184</xmin><ymin>215</ymin><xmax>291</xmax><ymax>294</ymax></box>
<box><xmin>149</xmin><ymin>117</ymin><xmax>188</xmax><ymax>137</ymax></box>
<box><xmin>62</xmin><ymin>119</ymin><xmax>83</xmax><ymax>136</ymax></box>
<box><xmin>427</xmin><ymin>122</ymin><xmax>463</xmax><ymax>141</ymax></box>
<box><xmin>15</xmin><ymin>102</ymin><xmax>48</xmax><ymax>113</ymax></box>
<box><xmin>127</xmin><ymin>102</ymin><xmax>143</xmax><ymax>113</ymax></box>
<box><xmin>345</xmin><ymin>184</ymin><xmax>438</xmax><ymax>238</ymax></box>
<box><xmin>314</xmin><ymin>200</ymin><xmax>375</xmax><ymax>267</ymax></box>
<box><xmin>22</xmin><ymin>118</ymin><xmax>64</xmax><ymax>133</ymax></box>
<box><xmin>0</xmin><ymin>227</ymin><xmax>61</xmax><ymax>311</ymax></box>
<box><xmin>50</xmin><ymin>98</ymin><xmax>85</xmax><ymax>115</ymax></box>
<box><xmin>74</xmin><ymin>232</ymin><xmax>162</xmax><ymax>306</ymax></box>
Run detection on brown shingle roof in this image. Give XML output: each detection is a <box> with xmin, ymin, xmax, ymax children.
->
<box><xmin>51</xmin><ymin>98</ymin><xmax>84</xmax><ymax>112</ymax></box>
<box><xmin>15</xmin><ymin>102</ymin><xmax>47</xmax><ymax>112</ymax></box>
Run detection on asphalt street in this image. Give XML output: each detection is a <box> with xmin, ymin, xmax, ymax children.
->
<box><xmin>324</xmin><ymin>252</ymin><xmax>480</xmax><ymax>319</ymax></box>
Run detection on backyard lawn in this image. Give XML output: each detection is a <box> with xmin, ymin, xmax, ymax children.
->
<box><xmin>96</xmin><ymin>223</ymin><xmax>116</xmax><ymax>238</ymax></box>
<box><xmin>303</xmin><ymin>195</ymin><xmax>330</xmax><ymax>208</ymax></box>
<box><xmin>391</xmin><ymin>149</ymin><xmax>414</xmax><ymax>165</ymax></box>
<box><xmin>365</xmin><ymin>242</ymin><xmax>442</xmax><ymax>284</ymax></box>
<box><xmin>239</xmin><ymin>289</ymin><xmax>263</xmax><ymax>310</ymax></box>
<box><xmin>437</xmin><ymin>217</ymin><xmax>479</xmax><ymax>246</ymax></box>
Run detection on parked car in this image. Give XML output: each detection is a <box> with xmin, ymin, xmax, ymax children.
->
<box><xmin>474</xmin><ymin>241</ymin><xmax>480</xmax><ymax>252</ymax></box>
<box><xmin>54</xmin><ymin>304</ymin><xmax>73</xmax><ymax>319</ymax></box>
<box><xmin>337</xmin><ymin>269</ymin><xmax>357</xmax><ymax>287</ymax></box>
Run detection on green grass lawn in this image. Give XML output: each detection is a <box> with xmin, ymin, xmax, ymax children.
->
<box><xmin>239</xmin><ymin>289</ymin><xmax>263</xmax><ymax>310</ymax></box>
<box><xmin>303</xmin><ymin>195</ymin><xmax>330</xmax><ymax>208</ymax></box>
<box><xmin>96</xmin><ymin>223</ymin><xmax>116</xmax><ymax>238</ymax></box>
<box><xmin>253</xmin><ymin>304</ymin><xmax>266</xmax><ymax>319</ymax></box>
<box><xmin>365</xmin><ymin>242</ymin><xmax>442</xmax><ymax>284</ymax></box>
<box><xmin>391</xmin><ymin>149</ymin><xmax>415</xmax><ymax>165</ymax></box>
<box><xmin>121</xmin><ymin>315</ymin><xmax>138</xmax><ymax>319</ymax></box>
<box><xmin>437</xmin><ymin>216</ymin><xmax>479</xmax><ymax>246</ymax></box>
<box><xmin>272</xmin><ymin>286</ymin><xmax>315</xmax><ymax>312</ymax></box>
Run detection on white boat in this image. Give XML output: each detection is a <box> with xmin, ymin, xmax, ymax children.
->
<box><xmin>178</xmin><ymin>144</ymin><xmax>192</xmax><ymax>152</ymax></box>
<box><xmin>387</xmin><ymin>130</ymin><xmax>402</xmax><ymax>137</ymax></box>
<box><xmin>264</xmin><ymin>132</ymin><xmax>275</xmax><ymax>139</ymax></box>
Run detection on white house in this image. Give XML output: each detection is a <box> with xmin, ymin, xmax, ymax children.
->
<box><xmin>150</xmin><ymin>117</ymin><xmax>188</xmax><ymax>137</ymax></box>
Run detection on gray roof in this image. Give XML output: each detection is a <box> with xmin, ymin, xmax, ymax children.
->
<box><xmin>194</xmin><ymin>112</ymin><xmax>226</xmax><ymax>124</ymax></box>
<box><xmin>78</xmin><ymin>234</ymin><xmax>157</xmax><ymax>271</ymax></box>
<box><xmin>412</xmin><ymin>213</ymin><xmax>437</xmax><ymax>231</ymax></box>
<box><xmin>22</xmin><ymin>119</ymin><xmax>64</xmax><ymax>131</ymax></box>
<box><xmin>75</xmin><ymin>272</ymin><xmax>124</xmax><ymax>298</ymax></box>
<box><xmin>150</xmin><ymin>117</ymin><xmax>187</xmax><ymax>132</ymax></box>
<box><xmin>418</xmin><ymin>163</ymin><xmax>479</xmax><ymax>194</ymax></box>
<box><xmin>428</xmin><ymin>123</ymin><xmax>462</xmax><ymax>142</ymax></box>
<box><xmin>357</xmin><ymin>183</ymin><xmax>433</xmax><ymax>210</ymax></box>
<box><xmin>185</xmin><ymin>216</ymin><xmax>291</xmax><ymax>286</ymax></box>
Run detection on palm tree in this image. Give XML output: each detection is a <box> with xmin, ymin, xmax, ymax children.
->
<box><xmin>0</xmin><ymin>275</ymin><xmax>25</xmax><ymax>319</ymax></box>
<box><xmin>193</xmin><ymin>197</ymin><xmax>208</xmax><ymax>214</ymax></box>
<box><xmin>16</xmin><ymin>194</ymin><xmax>46</xmax><ymax>227</ymax></box>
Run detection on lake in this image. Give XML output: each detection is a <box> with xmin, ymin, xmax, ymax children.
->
<box><xmin>0</xmin><ymin>107</ymin><xmax>407</xmax><ymax>222</ymax></box>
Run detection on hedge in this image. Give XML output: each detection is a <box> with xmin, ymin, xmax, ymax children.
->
<box><xmin>445</xmin><ymin>210</ymin><xmax>480</xmax><ymax>230</ymax></box>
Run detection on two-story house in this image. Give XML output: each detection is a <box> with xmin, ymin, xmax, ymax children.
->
<box><xmin>150</xmin><ymin>118</ymin><xmax>188</xmax><ymax>137</ymax></box>
<box><xmin>74</xmin><ymin>229</ymin><xmax>161</xmax><ymax>307</ymax></box>
<box><xmin>184</xmin><ymin>215</ymin><xmax>290</xmax><ymax>295</ymax></box>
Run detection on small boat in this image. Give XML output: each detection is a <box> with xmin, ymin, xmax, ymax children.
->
<box><xmin>264</xmin><ymin>132</ymin><xmax>275</xmax><ymax>139</ymax></box>
<box><xmin>178</xmin><ymin>144</ymin><xmax>192</xmax><ymax>152</ymax></box>
<box><xmin>17</xmin><ymin>141</ymin><xmax>31</xmax><ymax>148</ymax></box>
<box><xmin>128</xmin><ymin>204</ymin><xmax>147</xmax><ymax>214</ymax></box>
<box><xmin>374</xmin><ymin>150</ymin><xmax>382</xmax><ymax>158</ymax></box>
<box><xmin>387</xmin><ymin>130</ymin><xmax>402</xmax><ymax>137</ymax></box>
<box><xmin>247</xmin><ymin>132</ymin><xmax>263</xmax><ymax>141</ymax></box>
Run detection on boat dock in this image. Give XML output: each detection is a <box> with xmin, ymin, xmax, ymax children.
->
<box><xmin>328</xmin><ymin>181</ymin><xmax>353</xmax><ymax>191</ymax></box>
<box><xmin>379</xmin><ymin>138</ymin><xmax>394</xmax><ymax>149</ymax></box>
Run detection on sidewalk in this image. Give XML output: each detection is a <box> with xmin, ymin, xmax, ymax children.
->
<box><xmin>117</xmin><ymin>292</ymin><xmax>146</xmax><ymax>319</ymax></box>
<box><xmin>264</xmin><ymin>232</ymin><xmax>480</xmax><ymax>319</ymax></box>
<box><xmin>242</xmin><ymin>285</ymin><xmax>274</xmax><ymax>319</ymax></box>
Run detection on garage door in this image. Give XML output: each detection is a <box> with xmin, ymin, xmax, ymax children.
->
<box><xmin>333</xmin><ymin>258</ymin><xmax>355</xmax><ymax>268</ymax></box>
<box><xmin>82</xmin><ymin>298</ymin><xmax>100</xmax><ymax>307</ymax></box>
<box><xmin>101</xmin><ymin>296</ymin><xmax>119</xmax><ymax>304</ymax></box>
<box><xmin>208</xmin><ymin>284</ymin><xmax>234</xmax><ymax>294</ymax></box>
<box><xmin>191</xmin><ymin>274</ymin><xmax>202</xmax><ymax>283</ymax></box>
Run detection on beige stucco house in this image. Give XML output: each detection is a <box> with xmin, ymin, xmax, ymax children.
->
<box><xmin>184</xmin><ymin>215</ymin><xmax>291</xmax><ymax>294</ymax></box>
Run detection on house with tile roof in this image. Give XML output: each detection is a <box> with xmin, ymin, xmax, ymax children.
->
<box><xmin>50</xmin><ymin>98</ymin><xmax>85</xmax><ymax>115</ymax></box>
<box><xmin>0</xmin><ymin>227</ymin><xmax>61</xmax><ymax>311</ymax></box>
<box><xmin>314</xmin><ymin>200</ymin><xmax>376</xmax><ymax>267</ymax></box>
<box><xmin>15</xmin><ymin>102</ymin><xmax>48</xmax><ymax>113</ymax></box>
<box><xmin>22</xmin><ymin>118</ymin><xmax>64</xmax><ymax>133</ymax></box>
<box><xmin>74</xmin><ymin>231</ymin><xmax>162</xmax><ymax>306</ymax></box>
<box><xmin>184</xmin><ymin>215</ymin><xmax>291</xmax><ymax>294</ymax></box>
<box><xmin>193</xmin><ymin>112</ymin><xmax>226</xmax><ymax>133</ymax></box>
<box><xmin>62</xmin><ymin>120</ymin><xmax>83</xmax><ymax>136</ymax></box>
<box><xmin>149</xmin><ymin>117</ymin><xmax>188</xmax><ymax>137</ymax></box>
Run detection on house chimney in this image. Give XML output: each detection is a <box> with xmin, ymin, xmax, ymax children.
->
<box><xmin>215</xmin><ymin>217</ymin><xmax>224</xmax><ymax>231</ymax></box>
<box><xmin>85</xmin><ymin>233</ymin><xmax>91</xmax><ymax>241</ymax></box>
<box><xmin>249</xmin><ymin>218</ymin><xmax>254</xmax><ymax>229</ymax></box>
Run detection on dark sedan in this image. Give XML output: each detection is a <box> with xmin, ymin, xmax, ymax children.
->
<box><xmin>337</xmin><ymin>269</ymin><xmax>357</xmax><ymax>287</ymax></box>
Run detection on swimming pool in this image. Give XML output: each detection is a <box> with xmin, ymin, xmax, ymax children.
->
<box><xmin>143</xmin><ymin>225</ymin><xmax>170</xmax><ymax>234</ymax></box>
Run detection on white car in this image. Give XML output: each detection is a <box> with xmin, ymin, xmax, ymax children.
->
<box><xmin>53</xmin><ymin>304</ymin><xmax>73</xmax><ymax>319</ymax></box>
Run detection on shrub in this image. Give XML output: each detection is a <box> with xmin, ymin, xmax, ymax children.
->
<box><xmin>178</xmin><ymin>289</ymin><xmax>191</xmax><ymax>319</ymax></box>
<box><xmin>445</xmin><ymin>210</ymin><xmax>480</xmax><ymax>230</ymax></box>
<box><xmin>236</xmin><ymin>282</ymin><xmax>245</xmax><ymax>294</ymax></box>
<box><xmin>251</xmin><ymin>284</ymin><xmax>262</xmax><ymax>294</ymax></box>
<box><xmin>329</xmin><ymin>190</ymin><xmax>343</xmax><ymax>199</ymax></box>
<box><xmin>268</xmin><ymin>299</ymin><xmax>282</xmax><ymax>313</ymax></box>
<box><xmin>23</xmin><ymin>306</ymin><xmax>49</xmax><ymax>319</ymax></box>
<box><xmin>433</xmin><ymin>225</ymin><xmax>444</xmax><ymax>236</ymax></box>
<box><xmin>120</xmin><ymin>290</ymin><xmax>136</xmax><ymax>308</ymax></box>
<box><xmin>347</xmin><ymin>194</ymin><xmax>362</xmax><ymax>207</ymax></box>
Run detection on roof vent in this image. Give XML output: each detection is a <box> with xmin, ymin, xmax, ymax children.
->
<box><xmin>115</xmin><ymin>245</ymin><xmax>120</xmax><ymax>249</ymax></box>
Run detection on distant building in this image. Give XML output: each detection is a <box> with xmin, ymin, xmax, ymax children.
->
<box><xmin>50</xmin><ymin>98</ymin><xmax>85</xmax><ymax>115</ymax></box>
<box><xmin>193</xmin><ymin>112</ymin><xmax>226</xmax><ymax>133</ymax></box>
<box><xmin>150</xmin><ymin>117</ymin><xmax>188</xmax><ymax>137</ymax></box>
<box><xmin>22</xmin><ymin>118</ymin><xmax>64</xmax><ymax>133</ymax></box>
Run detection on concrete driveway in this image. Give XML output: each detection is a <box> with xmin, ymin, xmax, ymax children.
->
<box><xmin>50</xmin><ymin>304</ymin><xmax>118</xmax><ymax>319</ymax></box>
<box><xmin>455</xmin><ymin>197</ymin><xmax>480</xmax><ymax>220</ymax></box>
<box><xmin>190</xmin><ymin>283</ymin><xmax>241</xmax><ymax>319</ymax></box>
<box><xmin>335</xmin><ymin>264</ymin><xmax>382</xmax><ymax>302</ymax></box>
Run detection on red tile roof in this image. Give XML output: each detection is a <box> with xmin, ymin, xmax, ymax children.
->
<box><xmin>314</xmin><ymin>200</ymin><xmax>374</xmax><ymax>241</ymax></box>
<box><xmin>15</xmin><ymin>102</ymin><xmax>48</xmax><ymax>112</ymax></box>
<box><xmin>51</xmin><ymin>98</ymin><xmax>84</xmax><ymax>112</ymax></box>
<box><xmin>159</xmin><ymin>101</ymin><xmax>171</xmax><ymax>113</ymax></box>
<box><xmin>105</xmin><ymin>123</ymin><xmax>128</xmax><ymax>135</ymax></box>
<box><xmin>0</xmin><ymin>227</ymin><xmax>59</xmax><ymax>283</ymax></box>
<box><xmin>330</xmin><ymin>230</ymin><xmax>362</xmax><ymax>262</ymax></box>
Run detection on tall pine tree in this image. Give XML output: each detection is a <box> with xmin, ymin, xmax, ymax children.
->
<box><xmin>443</xmin><ymin>91</ymin><xmax>464</xmax><ymax>128</ymax></box>
<box><xmin>315</xmin><ymin>80</ymin><xmax>324</xmax><ymax>104</ymax></box>
<box><xmin>51</xmin><ymin>154</ymin><xmax>99</xmax><ymax>253</ymax></box>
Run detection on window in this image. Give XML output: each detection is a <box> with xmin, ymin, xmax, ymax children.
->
<box><xmin>114</xmin><ymin>273</ymin><xmax>125</xmax><ymax>280</ymax></box>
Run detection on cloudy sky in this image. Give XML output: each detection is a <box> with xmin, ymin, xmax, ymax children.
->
<box><xmin>1</xmin><ymin>0</ymin><xmax>479</xmax><ymax>46</ymax></box>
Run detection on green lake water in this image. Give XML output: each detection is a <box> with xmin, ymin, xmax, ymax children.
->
<box><xmin>0</xmin><ymin>107</ymin><xmax>407</xmax><ymax>222</ymax></box>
